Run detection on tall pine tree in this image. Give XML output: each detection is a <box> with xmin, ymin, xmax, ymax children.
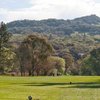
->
<box><xmin>0</xmin><ymin>22</ymin><xmax>11</xmax><ymax>49</ymax></box>
<box><xmin>0</xmin><ymin>22</ymin><xmax>15</xmax><ymax>74</ymax></box>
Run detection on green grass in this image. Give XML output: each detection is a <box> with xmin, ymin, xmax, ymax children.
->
<box><xmin>0</xmin><ymin>76</ymin><xmax>100</xmax><ymax>100</ymax></box>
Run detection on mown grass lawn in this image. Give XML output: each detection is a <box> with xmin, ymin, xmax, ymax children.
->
<box><xmin>0</xmin><ymin>76</ymin><xmax>100</xmax><ymax>100</ymax></box>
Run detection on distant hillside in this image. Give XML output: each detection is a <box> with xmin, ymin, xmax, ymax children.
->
<box><xmin>7</xmin><ymin>14</ymin><xmax>100</xmax><ymax>35</ymax></box>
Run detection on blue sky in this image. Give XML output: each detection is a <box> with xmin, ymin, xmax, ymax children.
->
<box><xmin>0</xmin><ymin>0</ymin><xmax>100</xmax><ymax>22</ymax></box>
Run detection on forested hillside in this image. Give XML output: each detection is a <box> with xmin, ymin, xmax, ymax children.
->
<box><xmin>0</xmin><ymin>15</ymin><xmax>100</xmax><ymax>76</ymax></box>
<box><xmin>9</xmin><ymin>32</ymin><xmax>100</xmax><ymax>75</ymax></box>
<box><xmin>7</xmin><ymin>15</ymin><xmax>100</xmax><ymax>35</ymax></box>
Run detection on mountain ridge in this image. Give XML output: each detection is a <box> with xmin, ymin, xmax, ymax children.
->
<box><xmin>7</xmin><ymin>14</ymin><xmax>100</xmax><ymax>35</ymax></box>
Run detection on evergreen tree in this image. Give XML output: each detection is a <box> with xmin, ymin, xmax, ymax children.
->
<box><xmin>0</xmin><ymin>22</ymin><xmax>11</xmax><ymax>49</ymax></box>
<box><xmin>0</xmin><ymin>22</ymin><xmax>14</xmax><ymax>74</ymax></box>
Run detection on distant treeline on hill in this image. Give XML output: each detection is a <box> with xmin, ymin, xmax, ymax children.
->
<box><xmin>7</xmin><ymin>14</ymin><xmax>100</xmax><ymax>35</ymax></box>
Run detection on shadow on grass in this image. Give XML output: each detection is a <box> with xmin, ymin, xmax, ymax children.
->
<box><xmin>67</xmin><ymin>84</ymin><xmax>100</xmax><ymax>88</ymax></box>
<box><xmin>19</xmin><ymin>82</ymin><xmax>100</xmax><ymax>88</ymax></box>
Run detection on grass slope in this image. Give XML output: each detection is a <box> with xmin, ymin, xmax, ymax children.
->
<box><xmin>0</xmin><ymin>76</ymin><xmax>100</xmax><ymax>100</ymax></box>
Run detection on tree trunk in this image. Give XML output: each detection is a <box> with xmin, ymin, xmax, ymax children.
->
<box><xmin>29</xmin><ymin>70</ymin><xmax>32</xmax><ymax>76</ymax></box>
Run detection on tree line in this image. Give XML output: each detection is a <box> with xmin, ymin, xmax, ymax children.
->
<box><xmin>0</xmin><ymin>22</ymin><xmax>100</xmax><ymax>76</ymax></box>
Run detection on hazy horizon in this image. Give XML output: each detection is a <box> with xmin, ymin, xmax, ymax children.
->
<box><xmin>0</xmin><ymin>0</ymin><xmax>100</xmax><ymax>23</ymax></box>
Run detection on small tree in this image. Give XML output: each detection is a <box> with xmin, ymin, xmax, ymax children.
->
<box><xmin>43</xmin><ymin>56</ymin><xmax>65</xmax><ymax>76</ymax></box>
<box><xmin>63</xmin><ymin>53</ymin><xmax>75</xmax><ymax>75</ymax></box>
<box><xmin>0</xmin><ymin>47</ymin><xmax>16</xmax><ymax>73</ymax></box>
<box><xmin>81</xmin><ymin>48</ymin><xmax>100</xmax><ymax>75</ymax></box>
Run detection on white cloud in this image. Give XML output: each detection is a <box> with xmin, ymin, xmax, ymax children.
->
<box><xmin>0</xmin><ymin>0</ymin><xmax>100</xmax><ymax>22</ymax></box>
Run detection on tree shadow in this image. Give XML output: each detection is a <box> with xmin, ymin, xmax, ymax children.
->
<box><xmin>10</xmin><ymin>79</ymin><xmax>100</xmax><ymax>89</ymax></box>
<box><xmin>25</xmin><ymin>82</ymin><xmax>69</xmax><ymax>86</ymax></box>
<box><xmin>61</xmin><ymin>82</ymin><xmax>100</xmax><ymax>88</ymax></box>
<box><xmin>20</xmin><ymin>81</ymin><xmax>100</xmax><ymax>88</ymax></box>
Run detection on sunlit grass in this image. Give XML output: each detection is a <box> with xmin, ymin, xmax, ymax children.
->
<box><xmin>0</xmin><ymin>76</ymin><xmax>100</xmax><ymax>100</ymax></box>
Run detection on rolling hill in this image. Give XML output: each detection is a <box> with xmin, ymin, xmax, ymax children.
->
<box><xmin>7</xmin><ymin>14</ymin><xmax>100</xmax><ymax>35</ymax></box>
